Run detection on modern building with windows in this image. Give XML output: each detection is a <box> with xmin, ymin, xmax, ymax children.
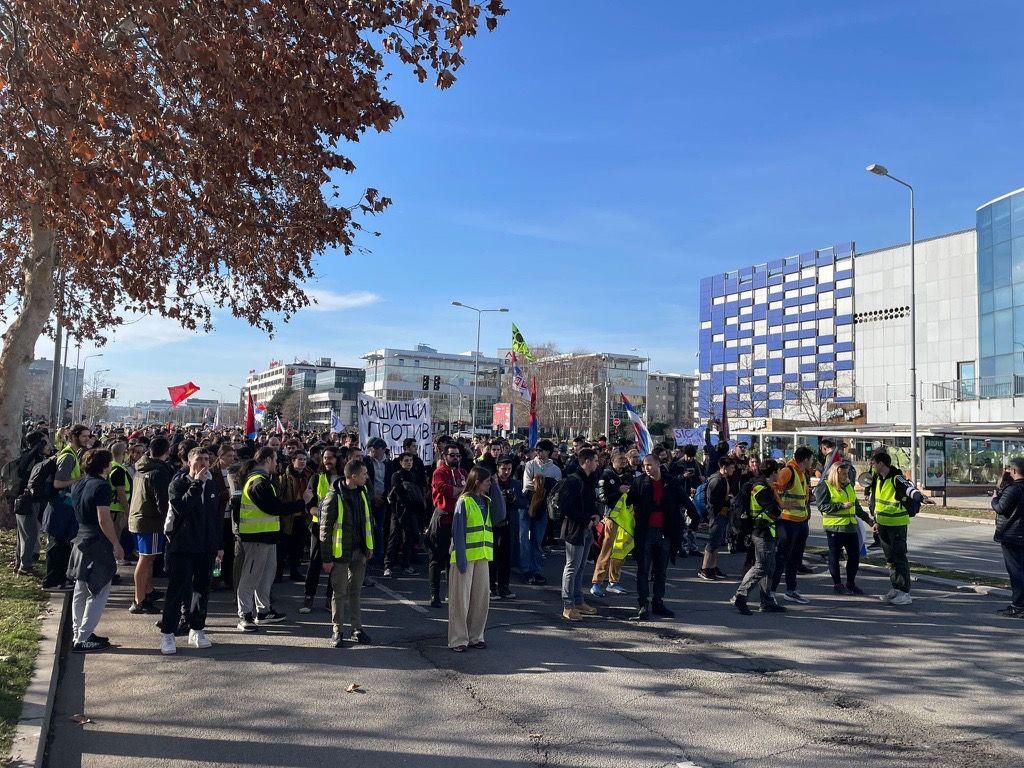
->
<box><xmin>243</xmin><ymin>357</ymin><xmax>352</xmax><ymax>406</ymax></box>
<box><xmin>361</xmin><ymin>344</ymin><xmax>502</xmax><ymax>433</ymax></box>
<box><xmin>307</xmin><ymin>367</ymin><xmax>366</xmax><ymax>428</ymax></box>
<box><xmin>648</xmin><ymin>372</ymin><xmax>697</xmax><ymax>428</ymax></box>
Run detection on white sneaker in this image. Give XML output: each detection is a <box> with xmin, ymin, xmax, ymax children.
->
<box><xmin>606</xmin><ymin>583</ymin><xmax>627</xmax><ymax>595</ymax></box>
<box><xmin>880</xmin><ymin>588</ymin><xmax>899</xmax><ymax>603</ymax></box>
<box><xmin>890</xmin><ymin>591</ymin><xmax>913</xmax><ymax>606</ymax></box>
<box><xmin>784</xmin><ymin>590</ymin><xmax>809</xmax><ymax>605</ymax></box>
<box><xmin>159</xmin><ymin>633</ymin><xmax>177</xmax><ymax>655</ymax></box>
<box><xmin>188</xmin><ymin>629</ymin><xmax>212</xmax><ymax>649</ymax></box>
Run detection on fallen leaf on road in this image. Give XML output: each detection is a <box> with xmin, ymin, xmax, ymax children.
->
<box><xmin>529</xmin><ymin>733</ymin><xmax>542</xmax><ymax>739</ymax></box>
<box><xmin>346</xmin><ymin>683</ymin><xmax>364</xmax><ymax>693</ymax></box>
<box><xmin>71</xmin><ymin>714</ymin><xmax>94</xmax><ymax>724</ymax></box>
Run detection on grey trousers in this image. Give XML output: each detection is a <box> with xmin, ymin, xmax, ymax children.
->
<box><xmin>15</xmin><ymin>510</ymin><xmax>39</xmax><ymax>571</ymax></box>
<box><xmin>72</xmin><ymin>581</ymin><xmax>111</xmax><ymax>644</ymax></box>
<box><xmin>736</xmin><ymin>533</ymin><xmax>777</xmax><ymax>605</ymax></box>
<box><xmin>328</xmin><ymin>552</ymin><xmax>367</xmax><ymax>634</ymax></box>
<box><xmin>448</xmin><ymin>559</ymin><xmax>490</xmax><ymax>648</ymax></box>
<box><xmin>236</xmin><ymin>542</ymin><xmax>277</xmax><ymax>617</ymax></box>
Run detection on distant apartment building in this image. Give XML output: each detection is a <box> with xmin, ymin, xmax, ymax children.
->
<box><xmin>648</xmin><ymin>372</ymin><xmax>698</xmax><ymax>428</ymax></box>
<box><xmin>22</xmin><ymin>357</ymin><xmax>84</xmax><ymax>421</ymax></box>
<box><xmin>308</xmin><ymin>367</ymin><xmax>366</xmax><ymax>428</ymax></box>
<box><xmin>244</xmin><ymin>357</ymin><xmax>351</xmax><ymax>405</ymax></box>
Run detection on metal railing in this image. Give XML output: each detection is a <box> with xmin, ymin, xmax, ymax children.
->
<box><xmin>930</xmin><ymin>374</ymin><xmax>1024</xmax><ymax>401</ymax></box>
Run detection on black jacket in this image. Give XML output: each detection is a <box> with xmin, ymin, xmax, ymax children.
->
<box><xmin>992</xmin><ymin>479</ymin><xmax>1024</xmax><ymax>546</ymax></box>
<box><xmin>390</xmin><ymin>453</ymin><xmax>428</xmax><ymax>489</ymax></box>
<box><xmin>235</xmin><ymin>469</ymin><xmax>304</xmax><ymax>543</ymax></box>
<box><xmin>706</xmin><ymin>472</ymin><xmax>731</xmax><ymax>516</ymax></box>
<box><xmin>627</xmin><ymin>474</ymin><xmax>685</xmax><ymax>549</ymax></box>
<box><xmin>320</xmin><ymin>481</ymin><xmax>373</xmax><ymax>564</ymax></box>
<box><xmin>668</xmin><ymin>457</ymin><xmax>704</xmax><ymax>495</ymax></box>
<box><xmin>165</xmin><ymin>470</ymin><xmax>222</xmax><ymax>554</ymax></box>
<box><xmin>597</xmin><ymin>467</ymin><xmax>631</xmax><ymax>509</ymax></box>
<box><xmin>702</xmin><ymin>425</ymin><xmax>729</xmax><ymax>476</ymax></box>
<box><xmin>388</xmin><ymin>468</ymin><xmax>428</xmax><ymax>521</ymax></box>
<box><xmin>556</xmin><ymin>470</ymin><xmax>598</xmax><ymax>546</ymax></box>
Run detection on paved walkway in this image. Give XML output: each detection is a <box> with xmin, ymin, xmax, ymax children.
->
<box><xmin>48</xmin><ymin>543</ymin><xmax>1022</xmax><ymax>768</ymax></box>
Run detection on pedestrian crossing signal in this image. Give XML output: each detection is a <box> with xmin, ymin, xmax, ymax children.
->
<box><xmin>422</xmin><ymin>375</ymin><xmax>430</xmax><ymax>391</ymax></box>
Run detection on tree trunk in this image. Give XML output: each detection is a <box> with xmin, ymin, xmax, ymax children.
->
<box><xmin>0</xmin><ymin>208</ymin><xmax>57</xmax><ymax>471</ymax></box>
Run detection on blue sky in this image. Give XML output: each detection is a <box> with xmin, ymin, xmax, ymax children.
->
<box><xmin>57</xmin><ymin>1</ymin><xmax>1024</xmax><ymax>404</ymax></box>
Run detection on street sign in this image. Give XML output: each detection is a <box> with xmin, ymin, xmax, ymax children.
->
<box><xmin>612</xmin><ymin>417</ymin><xmax>621</xmax><ymax>427</ymax></box>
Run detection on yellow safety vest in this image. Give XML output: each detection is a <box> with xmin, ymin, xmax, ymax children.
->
<box><xmin>58</xmin><ymin>445</ymin><xmax>81</xmax><ymax>482</ymax></box>
<box><xmin>822</xmin><ymin>483</ymin><xmax>857</xmax><ymax>529</ymax></box>
<box><xmin>451</xmin><ymin>496</ymin><xmax>493</xmax><ymax>564</ymax></box>
<box><xmin>331</xmin><ymin>487</ymin><xmax>375</xmax><ymax>559</ymax></box>
<box><xmin>779</xmin><ymin>465</ymin><xmax>809</xmax><ymax>522</ymax></box>
<box><xmin>108</xmin><ymin>461</ymin><xmax>130</xmax><ymax>513</ymax></box>
<box><xmin>873</xmin><ymin>475</ymin><xmax>909</xmax><ymax>527</ymax></box>
<box><xmin>310</xmin><ymin>473</ymin><xmax>331</xmax><ymax>524</ymax></box>
<box><xmin>608</xmin><ymin>495</ymin><xmax>635</xmax><ymax>559</ymax></box>
<box><xmin>750</xmin><ymin>483</ymin><xmax>776</xmax><ymax>538</ymax></box>
<box><xmin>239</xmin><ymin>473</ymin><xmax>281</xmax><ymax>536</ymax></box>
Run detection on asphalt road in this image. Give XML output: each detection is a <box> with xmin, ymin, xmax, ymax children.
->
<box><xmin>806</xmin><ymin>512</ymin><xmax>1004</xmax><ymax>578</ymax></box>
<box><xmin>48</xmin><ymin>545</ymin><xmax>1022</xmax><ymax>768</ymax></box>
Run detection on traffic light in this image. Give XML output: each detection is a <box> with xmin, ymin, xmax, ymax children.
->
<box><xmin>433</xmin><ymin>376</ymin><xmax>440</xmax><ymax>391</ymax></box>
<box><xmin>64</xmin><ymin>399</ymin><xmax>72</xmax><ymax>409</ymax></box>
<box><xmin>109</xmin><ymin>388</ymin><xmax>116</xmax><ymax>399</ymax></box>
<box><xmin>422</xmin><ymin>375</ymin><xmax>429</xmax><ymax>391</ymax></box>
<box><xmin>101</xmin><ymin>388</ymin><xmax>108</xmax><ymax>399</ymax></box>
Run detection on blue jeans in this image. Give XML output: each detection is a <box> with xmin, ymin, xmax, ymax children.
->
<box><xmin>771</xmin><ymin>519</ymin><xmax>809</xmax><ymax>593</ymax></box>
<box><xmin>519</xmin><ymin>507</ymin><xmax>547</xmax><ymax>577</ymax></box>
<box><xmin>561</xmin><ymin>528</ymin><xmax>593</xmax><ymax>609</ymax></box>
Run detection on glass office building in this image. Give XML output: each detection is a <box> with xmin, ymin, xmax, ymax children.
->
<box><xmin>698</xmin><ymin>243</ymin><xmax>856</xmax><ymax>420</ymax></box>
<box><xmin>976</xmin><ymin>187</ymin><xmax>1024</xmax><ymax>390</ymax></box>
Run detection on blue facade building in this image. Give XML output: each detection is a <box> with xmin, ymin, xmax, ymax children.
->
<box><xmin>976</xmin><ymin>188</ymin><xmax>1024</xmax><ymax>387</ymax></box>
<box><xmin>698</xmin><ymin>243</ymin><xmax>856</xmax><ymax>420</ymax></box>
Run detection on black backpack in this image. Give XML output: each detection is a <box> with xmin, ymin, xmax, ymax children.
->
<box><xmin>547</xmin><ymin>477</ymin><xmax>570</xmax><ymax>524</ymax></box>
<box><xmin>0</xmin><ymin>455</ymin><xmax>24</xmax><ymax>500</ymax></box>
<box><xmin>730</xmin><ymin>479</ymin><xmax>756</xmax><ymax>527</ymax></box>
<box><xmin>26</xmin><ymin>455</ymin><xmax>58</xmax><ymax>502</ymax></box>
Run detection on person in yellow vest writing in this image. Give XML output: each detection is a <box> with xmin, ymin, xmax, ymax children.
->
<box><xmin>769</xmin><ymin>446</ymin><xmax>814</xmax><ymax>605</ymax></box>
<box><xmin>867</xmin><ymin>450</ymin><xmax>933</xmax><ymax>606</ymax></box>
<box><xmin>814</xmin><ymin>462</ymin><xmax>875</xmax><ymax>596</ymax></box>
<box><xmin>318</xmin><ymin>458</ymin><xmax>375</xmax><ymax>648</ymax></box>
<box><xmin>235</xmin><ymin>447</ymin><xmax>304</xmax><ymax>632</ymax></box>
<box><xmin>733</xmin><ymin>459</ymin><xmax>785</xmax><ymax>615</ymax></box>
<box><xmin>448</xmin><ymin>466</ymin><xmax>494</xmax><ymax>652</ymax></box>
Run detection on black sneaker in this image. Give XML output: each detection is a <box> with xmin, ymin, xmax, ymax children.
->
<box><xmin>351</xmin><ymin>629</ymin><xmax>372</xmax><ymax>644</ymax></box>
<box><xmin>651</xmin><ymin>602</ymin><xmax>675</xmax><ymax>618</ymax></box>
<box><xmin>526</xmin><ymin>574</ymin><xmax>547</xmax><ymax>586</ymax></box>
<box><xmin>847</xmin><ymin>584</ymin><xmax>865</xmax><ymax>596</ymax></box>
<box><xmin>498</xmin><ymin>590</ymin><xmax>517</xmax><ymax>600</ymax></box>
<box><xmin>363</xmin><ymin>576</ymin><xmax>376</xmax><ymax>588</ymax></box>
<box><xmin>833</xmin><ymin>583</ymin><xmax>849</xmax><ymax>595</ymax></box>
<box><xmin>129</xmin><ymin>599</ymin><xmax>160</xmax><ymax>615</ymax></box>
<box><xmin>761</xmin><ymin>602</ymin><xmax>788</xmax><ymax>613</ymax></box>
<box><xmin>796</xmin><ymin>564</ymin><xmax>814</xmax><ymax>575</ymax></box>
<box><xmin>712</xmin><ymin>568</ymin><xmax>729</xmax><ymax>580</ymax></box>
<box><xmin>628</xmin><ymin>604</ymin><xmax>650</xmax><ymax>622</ymax></box>
<box><xmin>697</xmin><ymin>569</ymin><xmax>715</xmax><ymax>582</ymax></box>
<box><xmin>733</xmin><ymin>595</ymin><xmax>753</xmax><ymax>615</ymax></box>
<box><xmin>237</xmin><ymin>614</ymin><xmax>259</xmax><ymax>632</ymax></box>
<box><xmin>73</xmin><ymin>638</ymin><xmax>110</xmax><ymax>653</ymax></box>
<box><xmin>147</xmin><ymin>588</ymin><xmax>164</xmax><ymax>601</ymax></box>
<box><xmin>330</xmin><ymin>632</ymin><xmax>345</xmax><ymax>648</ymax></box>
<box><xmin>256</xmin><ymin>610</ymin><xmax>287</xmax><ymax>624</ymax></box>
<box><xmin>429</xmin><ymin>595</ymin><xmax>443</xmax><ymax>608</ymax></box>
<box><xmin>996</xmin><ymin>605</ymin><xmax>1024</xmax><ymax>617</ymax></box>
<box><xmin>299</xmin><ymin>596</ymin><xmax>313</xmax><ymax>614</ymax></box>
<box><xmin>87</xmin><ymin>633</ymin><xmax>109</xmax><ymax>644</ymax></box>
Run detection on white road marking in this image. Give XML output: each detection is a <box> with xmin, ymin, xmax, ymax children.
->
<box><xmin>372</xmin><ymin>581</ymin><xmax>429</xmax><ymax>614</ymax></box>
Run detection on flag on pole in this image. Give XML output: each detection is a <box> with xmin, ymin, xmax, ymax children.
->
<box><xmin>254</xmin><ymin>401</ymin><xmax>266</xmax><ymax>423</ymax></box>
<box><xmin>214</xmin><ymin>406</ymin><xmax>220</xmax><ymax>428</ymax></box>
<box><xmin>330</xmin><ymin>410</ymin><xmax>343</xmax><ymax>433</ymax></box>
<box><xmin>528</xmin><ymin>376</ymin><xmax>539</xmax><ymax>448</ymax></box>
<box><xmin>275</xmin><ymin>415</ymin><xmax>284</xmax><ymax>435</ymax></box>
<box><xmin>168</xmin><ymin>381</ymin><xmax>200</xmax><ymax>408</ymax></box>
<box><xmin>621</xmin><ymin>393</ymin><xmax>652</xmax><ymax>458</ymax></box>
<box><xmin>244</xmin><ymin>392</ymin><xmax>256</xmax><ymax>440</ymax></box>
<box><xmin>511</xmin><ymin>323</ymin><xmax>536</xmax><ymax>362</ymax></box>
<box><xmin>720</xmin><ymin>390</ymin><xmax>730</xmax><ymax>444</ymax></box>
<box><xmin>508</xmin><ymin>352</ymin><xmax>531</xmax><ymax>403</ymax></box>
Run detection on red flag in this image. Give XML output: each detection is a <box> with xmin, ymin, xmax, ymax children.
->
<box><xmin>244</xmin><ymin>392</ymin><xmax>256</xmax><ymax>439</ymax></box>
<box><xmin>168</xmin><ymin>381</ymin><xmax>200</xmax><ymax>407</ymax></box>
<box><xmin>275</xmin><ymin>415</ymin><xmax>284</xmax><ymax>435</ymax></box>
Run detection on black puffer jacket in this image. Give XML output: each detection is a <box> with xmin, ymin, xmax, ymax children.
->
<box><xmin>165</xmin><ymin>470</ymin><xmax>223</xmax><ymax>554</ymax></box>
<box><xmin>992</xmin><ymin>479</ymin><xmax>1024</xmax><ymax>546</ymax></box>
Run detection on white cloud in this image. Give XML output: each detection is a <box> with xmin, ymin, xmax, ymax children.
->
<box><xmin>306</xmin><ymin>289</ymin><xmax>381</xmax><ymax>312</ymax></box>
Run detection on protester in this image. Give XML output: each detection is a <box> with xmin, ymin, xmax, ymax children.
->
<box><xmin>235</xmin><ymin>447</ymin><xmax>303</xmax><ymax>631</ymax></box>
<box><xmin>106</xmin><ymin>441</ymin><xmax>132</xmax><ymax>570</ymax></box>
<box><xmin>42</xmin><ymin>424</ymin><xmax>92</xmax><ymax>589</ymax></box>
<box><xmin>428</xmin><ymin>444</ymin><xmax>467</xmax><ymax>608</ymax></box>
<box><xmin>868</xmin><ymin>450</ymin><xmax>933</xmax><ymax>606</ymax></box>
<box><xmin>12</xmin><ymin>430</ymin><xmax>48</xmax><ymax>576</ymax></box>
<box><xmin>558</xmin><ymin>447</ymin><xmax>600</xmax><ymax>622</ymax></box>
<box><xmin>67</xmin><ymin>449</ymin><xmax>123</xmax><ymax>653</ymax></box>
<box><xmin>591</xmin><ymin>449</ymin><xmax>631</xmax><ymax>597</ymax></box>
<box><xmin>277</xmin><ymin>448</ymin><xmax>312</xmax><ymax>582</ymax></box>
<box><xmin>364</xmin><ymin>437</ymin><xmax>392</xmax><ymax>563</ymax></box>
<box><xmin>301</xmin><ymin>445</ymin><xmax>342</xmax><ymax>612</ymax></box>
<box><xmin>814</xmin><ymin>462</ymin><xmax>874</xmax><ymax>595</ymax></box>
<box><xmin>127</xmin><ymin>436</ymin><xmax>174</xmax><ymax>614</ymax></box>
<box><xmin>668</xmin><ymin>443</ymin><xmax>703</xmax><ymax>556</ymax></box>
<box><xmin>320</xmin><ymin>458</ymin><xmax>375</xmax><ymax>648</ymax></box>
<box><xmin>383</xmin><ymin>452</ymin><xmax>427</xmax><ymax>578</ymax></box>
<box><xmin>448</xmin><ymin>466</ymin><xmax>494</xmax><ymax>651</ymax></box>
<box><xmin>493</xmin><ymin>456</ymin><xmax>524</xmax><ymax>594</ymax></box>
<box><xmin>992</xmin><ymin>457</ymin><xmax>1024</xmax><ymax>617</ymax></box>
<box><xmin>627</xmin><ymin>453</ymin><xmax>685</xmax><ymax>621</ymax></box>
<box><xmin>732</xmin><ymin>459</ymin><xmax>784</xmax><ymax>615</ymax></box>
<box><xmin>769</xmin><ymin>446</ymin><xmax>814</xmax><ymax>604</ymax></box>
<box><xmin>211</xmin><ymin>444</ymin><xmax>235</xmax><ymax>590</ymax></box>
<box><xmin>698</xmin><ymin>456</ymin><xmax>735</xmax><ymax>581</ymax></box>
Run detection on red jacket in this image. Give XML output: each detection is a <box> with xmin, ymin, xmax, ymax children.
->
<box><xmin>431</xmin><ymin>463</ymin><xmax>466</xmax><ymax>523</ymax></box>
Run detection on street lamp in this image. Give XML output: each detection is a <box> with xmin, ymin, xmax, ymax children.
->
<box><xmin>451</xmin><ymin>301</ymin><xmax>509</xmax><ymax>433</ymax></box>
<box><xmin>867</xmin><ymin>163</ymin><xmax>919</xmax><ymax>483</ymax></box>
<box><xmin>75</xmin><ymin>353</ymin><xmax>103</xmax><ymax>423</ymax></box>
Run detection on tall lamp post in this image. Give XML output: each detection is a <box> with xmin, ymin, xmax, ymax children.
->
<box><xmin>76</xmin><ymin>353</ymin><xmax>104</xmax><ymax>423</ymax></box>
<box><xmin>451</xmin><ymin>301</ymin><xmax>508</xmax><ymax>433</ymax></box>
<box><xmin>867</xmin><ymin>163</ymin><xmax>918</xmax><ymax>483</ymax></box>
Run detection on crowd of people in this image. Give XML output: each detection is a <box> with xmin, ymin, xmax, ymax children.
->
<box><xmin>5</xmin><ymin>416</ymin><xmax>1023</xmax><ymax>657</ymax></box>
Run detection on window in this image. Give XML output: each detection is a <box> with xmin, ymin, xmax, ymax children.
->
<box><xmin>727</xmin><ymin>293</ymin><xmax>739</xmax><ymax>303</ymax></box>
<box><xmin>726</xmin><ymin>316</ymin><xmax>738</xmax><ymax>325</ymax></box>
<box><xmin>740</xmin><ymin>304</ymin><xmax>753</xmax><ymax>316</ymax></box>
<box><xmin>769</xmin><ymin>300</ymin><xmax>783</xmax><ymax>310</ymax></box>
<box><xmin>817</xmin><ymin>291</ymin><xmax>834</xmax><ymax>310</ymax></box>
<box><xmin>784</xmin><ymin>322</ymin><xmax>798</xmax><ymax>332</ymax></box>
<box><xmin>754</xmin><ymin>320</ymin><xmax>767</xmax><ymax>335</ymax></box>
<box><xmin>836</xmin><ymin>296</ymin><xmax>853</xmax><ymax>315</ymax></box>
<box><xmin>800</xmin><ymin>266</ymin><xmax>816</xmax><ymax>280</ymax></box>
<box><xmin>769</xmin><ymin>349</ymin><xmax>783</xmax><ymax>359</ymax></box>
<box><xmin>819</xmin><ymin>362</ymin><xmax>834</xmax><ymax>372</ymax></box>
<box><xmin>739</xmin><ymin>321</ymin><xmax>753</xmax><ymax>331</ymax></box>
<box><xmin>712</xmin><ymin>363</ymin><xmax>724</xmax><ymax>372</ymax></box>
<box><xmin>836</xmin><ymin>350</ymin><xmax>853</xmax><ymax>362</ymax></box>
<box><xmin>801</xmin><ymin>354</ymin><xmax>815</xmax><ymax>364</ymax></box>
<box><xmin>818</xmin><ymin>344</ymin><xmax>834</xmax><ymax>354</ymax></box>
<box><xmin>740</xmin><ymin>290</ymin><xmax>753</xmax><ymax>300</ymax></box>
<box><xmin>837</xmin><ymin>325</ymin><xmax>853</xmax><ymax>344</ymax></box>
<box><xmin>801</xmin><ymin>372</ymin><xmax>816</xmax><ymax>381</ymax></box>
<box><xmin>713</xmin><ymin>296</ymin><xmax>725</xmax><ymax>306</ymax></box>
<box><xmin>785</xmin><ymin>288</ymin><xmax>800</xmax><ymax>300</ymax></box>
<box><xmin>836</xmin><ymin>278</ymin><xmax>853</xmax><ymax>290</ymax></box>
<box><xmin>769</xmin><ymin>374</ymin><xmax>782</xmax><ymax>384</ymax></box>
<box><xmin>754</xmin><ymin>287</ymin><xmax>768</xmax><ymax>304</ymax></box>
<box><xmin>701</xmin><ymin>320</ymin><xmax>712</xmax><ymax>330</ymax></box>
<box><xmin>726</xmin><ymin>339</ymin><xmax>739</xmax><ymax>348</ymax></box>
<box><xmin>958</xmin><ymin>361</ymin><xmax>976</xmax><ymax>399</ymax></box>
<box><xmin>800</xmin><ymin>320</ymin><xmax>816</xmax><ymax>331</ymax></box>
<box><xmin>754</xmin><ymin>344</ymin><xmax>767</xmax><ymax>359</ymax></box>
<box><xmin>785</xmin><ymin>357</ymin><xmax>799</xmax><ymax>374</ymax></box>
<box><xmin>818</xmin><ymin>317</ymin><xmax>834</xmax><ymax>336</ymax></box>
<box><xmin>768</xmin><ymin>264</ymin><xmax>783</xmax><ymax>277</ymax></box>
<box><xmin>712</xmin><ymin>332</ymin><xmax>725</xmax><ymax>343</ymax></box>
<box><xmin>818</xmin><ymin>264</ymin><xmax>834</xmax><ymax>283</ymax></box>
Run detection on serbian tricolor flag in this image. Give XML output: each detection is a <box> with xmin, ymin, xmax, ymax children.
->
<box><xmin>528</xmin><ymin>376</ymin><xmax>539</xmax><ymax>448</ymax></box>
<box><xmin>621</xmin><ymin>393</ymin><xmax>652</xmax><ymax>459</ymax></box>
<box><xmin>244</xmin><ymin>392</ymin><xmax>257</xmax><ymax>440</ymax></box>
<box><xmin>168</xmin><ymin>381</ymin><xmax>200</xmax><ymax>407</ymax></box>
<box><xmin>275</xmin><ymin>415</ymin><xmax>284</xmax><ymax>435</ymax></box>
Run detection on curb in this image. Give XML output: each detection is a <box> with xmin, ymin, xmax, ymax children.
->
<box><xmin>917</xmin><ymin>512</ymin><xmax>994</xmax><ymax>525</ymax></box>
<box><xmin>7</xmin><ymin>590</ymin><xmax>71</xmax><ymax>768</ymax></box>
<box><xmin>813</xmin><ymin>555</ymin><xmax>1012</xmax><ymax>598</ymax></box>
